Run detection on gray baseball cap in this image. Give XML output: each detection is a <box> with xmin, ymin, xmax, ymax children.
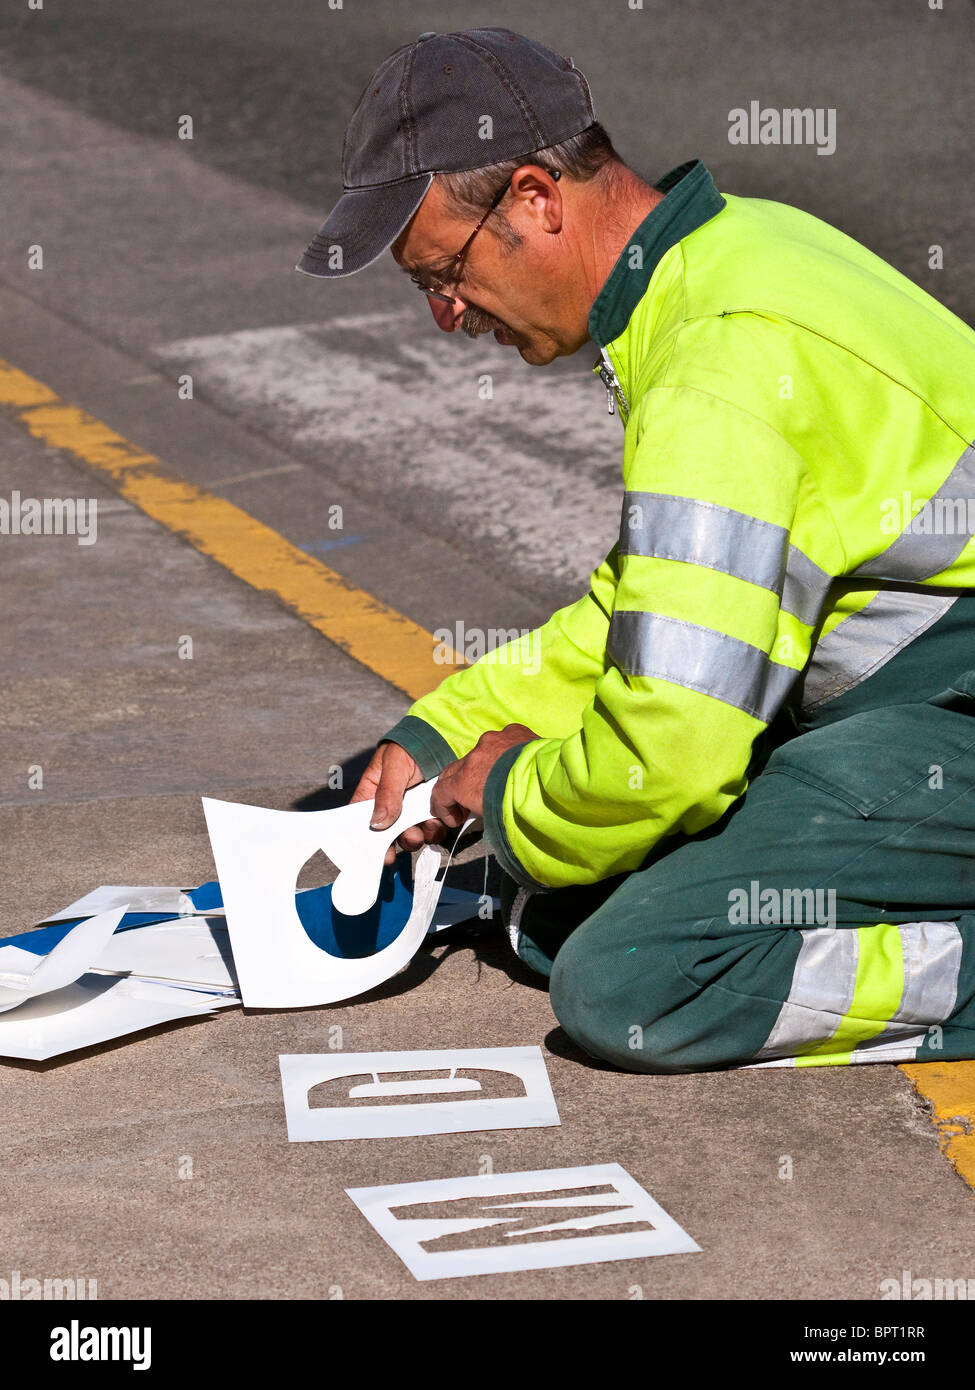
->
<box><xmin>296</xmin><ymin>27</ymin><xmax>594</xmax><ymax>279</ymax></box>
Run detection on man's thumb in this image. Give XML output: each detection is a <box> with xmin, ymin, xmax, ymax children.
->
<box><xmin>369</xmin><ymin>744</ymin><xmax>414</xmax><ymax>829</ymax></box>
<box><xmin>370</xmin><ymin>799</ymin><xmax>396</xmax><ymax>830</ymax></box>
<box><xmin>370</xmin><ymin>776</ymin><xmax>402</xmax><ymax>829</ymax></box>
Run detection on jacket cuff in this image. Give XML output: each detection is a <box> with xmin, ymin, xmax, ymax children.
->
<box><xmin>380</xmin><ymin>715</ymin><xmax>458</xmax><ymax>780</ymax></box>
<box><xmin>482</xmin><ymin>742</ymin><xmax>549</xmax><ymax>892</ymax></box>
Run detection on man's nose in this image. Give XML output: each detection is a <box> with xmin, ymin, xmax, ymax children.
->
<box><xmin>428</xmin><ymin>293</ymin><xmax>466</xmax><ymax>332</ymax></box>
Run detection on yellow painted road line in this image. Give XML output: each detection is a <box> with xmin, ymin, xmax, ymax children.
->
<box><xmin>0</xmin><ymin>358</ymin><xmax>459</xmax><ymax>699</ymax></box>
<box><xmin>900</xmin><ymin>1061</ymin><xmax>975</xmax><ymax>1193</ymax></box>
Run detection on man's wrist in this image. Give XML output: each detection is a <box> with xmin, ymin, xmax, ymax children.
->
<box><xmin>380</xmin><ymin>715</ymin><xmax>457</xmax><ymax>780</ymax></box>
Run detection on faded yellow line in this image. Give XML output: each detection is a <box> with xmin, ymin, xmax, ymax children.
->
<box><xmin>0</xmin><ymin>359</ymin><xmax>459</xmax><ymax>699</ymax></box>
<box><xmin>900</xmin><ymin>1061</ymin><xmax>975</xmax><ymax>1193</ymax></box>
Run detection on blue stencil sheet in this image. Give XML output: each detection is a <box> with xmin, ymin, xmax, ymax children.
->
<box><xmin>13</xmin><ymin>861</ymin><xmax>415</xmax><ymax>961</ymax></box>
<box><xmin>295</xmin><ymin>854</ymin><xmax>415</xmax><ymax>959</ymax></box>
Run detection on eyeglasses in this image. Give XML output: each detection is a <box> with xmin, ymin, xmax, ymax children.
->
<box><xmin>411</xmin><ymin>167</ymin><xmax>561</xmax><ymax>305</ymax></box>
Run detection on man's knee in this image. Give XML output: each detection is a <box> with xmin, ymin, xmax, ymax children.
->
<box><xmin>548</xmin><ymin>898</ymin><xmax>792</xmax><ymax>1074</ymax></box>
<box><xmin>548</xmin><ymin>926</ymin><xmax>702</xmax><ymax>1074</ymax></box>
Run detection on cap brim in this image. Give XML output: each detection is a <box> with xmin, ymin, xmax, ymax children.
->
<box><xmin>295</xmin><ymin>173</ymin><xmax>434</xmax><ymax>278</ymax></box>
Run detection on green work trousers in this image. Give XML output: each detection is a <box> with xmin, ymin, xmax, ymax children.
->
<box><xmin>501</xmin><ymin>669</ymin><xmax>975</xmax><ymax>1074</ymax></box>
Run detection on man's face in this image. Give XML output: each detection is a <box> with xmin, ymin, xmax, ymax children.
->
<box><xmin>391</xmin><ymin>169</ymin><xmax>589</xmax><ymax>365</ymax></box>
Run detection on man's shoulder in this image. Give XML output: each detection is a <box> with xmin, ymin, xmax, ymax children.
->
<box><xmin>628</xmin><ymin>188</ymin><xmax>975</xmax><ymax>398</ymax></box>
<box><xmin>678</xmin><ymin>191</ymin><xmax>874</xmax><ymax>310</ymax></box>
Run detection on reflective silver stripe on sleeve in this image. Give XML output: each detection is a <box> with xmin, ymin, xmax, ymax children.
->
<box><xmin>753</xmin><ymin>928</ymin><xmax>859</xmax><ymax>1061</ymax></box>
<box><xmin>781</xmin><ymin>545</ymin><xmax>833</xmax><ymax>627</ymax></box>
<box><xmin>851</xmin><ymin>441</ymin><xmax>975</xmax><ymax>581</ymax></box>
<box><xmin>800</xmin><ymin>588</ymin><xmax>959</xmax><ymax>711</ymax></box>
<box><xmin>619</xmin><ymin>492</ymin><xmax>831</xmax><ymax>626</ymax></box>
<box><xmin>854</xmin><ymin>920</ymin><xmax>963</xmax><ymax>1053</ymax></box>
<box><xmin>607</xmin><ymin>611</ymin><xmax>801</xmax><ymax>722</ymax></box>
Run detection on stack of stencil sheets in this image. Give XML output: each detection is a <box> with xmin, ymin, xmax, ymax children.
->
<box><xmin>0</xmin><ymin>886</ymin><xmax>239</xmax><ymax>1061</ymax></box>
<box><xmin>0</xmin><ymin>872</ymin><xmax>492</xmax><ymax>1062</ymax></box>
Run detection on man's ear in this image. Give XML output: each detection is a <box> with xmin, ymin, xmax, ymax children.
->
<box><xmin>509</xmin><ymin>165</ymin><xmax>564</xmax><ymax>233</ymax></box>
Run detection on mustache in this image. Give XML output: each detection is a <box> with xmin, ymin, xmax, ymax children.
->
<box><xmin>461</xmin><ymin>305</ymin><xmax>506</xmax><ymax>339</ymax></box>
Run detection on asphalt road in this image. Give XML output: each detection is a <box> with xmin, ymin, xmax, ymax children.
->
<box><xmin>0</xmin><ymin>0</ymin><xmax>973</xmax><ymax>1314</ymax></box>
<box><xmin>1</xmin><ymin>0</ymin><xmax>973</xmax><ymax>603</ymax></box>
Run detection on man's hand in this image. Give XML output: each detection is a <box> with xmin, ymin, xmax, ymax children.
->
<box><xmin>350</xmin><ymin>741</ymin><xmax>446</xmax><ymax>866</ymax></box>
<box><xmin>431</xmin><ymin>724</ymin><xmax>539</xmax><ymax>826</ymax></box>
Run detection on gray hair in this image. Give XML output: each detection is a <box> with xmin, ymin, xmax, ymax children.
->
<box><xmin>435</xmin><ymin>121</ymin><xmax>624</xmax><ymax>250</ymax></box>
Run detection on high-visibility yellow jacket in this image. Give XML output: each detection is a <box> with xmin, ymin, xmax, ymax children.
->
<box><xmin>382</xmin><ymin>160</ymin><xmax>975</xmax><ymax>890</ymax></box>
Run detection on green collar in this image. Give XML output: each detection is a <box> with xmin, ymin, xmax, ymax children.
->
<box><xmin>588</xmin><ymin>160</ymin><xmax>726</xmax><ymax>348</ymax></box>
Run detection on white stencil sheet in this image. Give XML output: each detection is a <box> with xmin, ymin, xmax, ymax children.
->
<box><xmin>346</xmin><ymin>1162</ymin><xmax>701</xmax><ymax>1280</ymax></box>
<box><xmin>279</xmin><ymin>1046</ymin><xmax>560</xmax><ymax>1141</ymax></box>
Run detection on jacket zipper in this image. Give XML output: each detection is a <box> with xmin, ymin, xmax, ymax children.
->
<box><xmin>595</xmin><ymin>348</ymin><xmax>629</xmax><ymax>419</ymax></box>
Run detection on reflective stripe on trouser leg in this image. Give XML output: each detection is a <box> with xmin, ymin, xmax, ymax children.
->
<box><xmin>507</xmin><ymin>887</ymin><xmax>530</xmax><ymax>954</ymax></box>
<box><xmin>499</xmin><ymin>871</ymin><xmax>633</xmax><ymax>980</ymax></box>
<box><xmin>744</xmin><ymin>920</ymin><xmax>964</xmax><ymax>1069</ymax></box>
